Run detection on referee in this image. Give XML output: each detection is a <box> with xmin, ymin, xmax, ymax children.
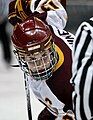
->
<box><xmin>70</xmin><ymin>18</ymin><xmax>93</xmax><ymax>120</ymax></box>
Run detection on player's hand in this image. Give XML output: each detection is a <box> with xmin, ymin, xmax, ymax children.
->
<box><xmin>62</xmin><ymin>110</ymin><xmax>75</xmax><ymax>120</ymax></box>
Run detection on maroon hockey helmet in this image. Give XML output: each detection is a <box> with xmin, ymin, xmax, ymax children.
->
<box><xmin>12</xmin><ymin>17</ymin><xmax>58</xmax><ymax>81</ymax></box>
<box><xmin>12</xmin><ymin>17</ymin><xmax>52</xmax><ymax>52</ymax></box>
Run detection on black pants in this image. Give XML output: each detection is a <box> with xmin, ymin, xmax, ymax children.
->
<box><xmin>0</xmin><ymin>18</ymin><xmax>12</xmax><ymax>64</ymax></box>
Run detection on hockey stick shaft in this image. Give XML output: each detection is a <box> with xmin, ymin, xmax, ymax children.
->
<box><xmin>24</xmin><ymin>73</ymin><xmax>32</xmax><ymax>120</ymax></box>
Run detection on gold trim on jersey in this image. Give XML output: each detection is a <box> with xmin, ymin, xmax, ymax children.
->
<box><xmin>43</xmin><ymin>0</ymin><xmax>60</xmax><ymax>11</ymax></box>
<box><xmin>8</xmin><ymin>14</ymin><xmax>16</xmax><ymax>20</ymax></box>
<box><xmin>8</xmin><ymin>14</ymin><xmax>22</xmax><ymax>22</ymax></box>
<box><xmin>15</xmin><ymin>0</ymin><xmax>20</xmax><ymax>9</ymax></box>
<box><xmin>54</xmin><ymin>44</ymin><xmax>64</xmax><ymax>71</ymax></box>
<box><xmin>8</xmin><ymin>11</ymin><xmax>16</xmax><ymax>17</ymax></box>
<box><xmin>15</xmin><ymin>0</ymin><xmax>28</xmax><ymax>21</ymax></box>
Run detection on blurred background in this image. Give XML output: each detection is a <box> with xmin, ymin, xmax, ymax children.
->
<box><xmin>66</xmin><ymin>0</ymin><xmax>93</xmax><ymax>33</ymax></box>
<box><xmin>0</xmin><ymin>0</ymin><xmax>93</xmax><ymax>120</ymax></box>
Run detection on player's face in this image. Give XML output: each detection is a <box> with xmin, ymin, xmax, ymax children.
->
<box><xmin>26</xmin><ymin>45</ymin><xmax>57</xmax><ymax>70</ymax></box>
<box><xmin>17</xmin><ymin>42</ymin><xmax>58</xmax><ymax>80</ymax></box>
<box><xmin>26</xmin><ymin>51</ymin><xmax>50</xmax><ymax>72</ymax></box>
<box><xmin>24</xmin><ymin>44</ymin><xmax>58</xmax><ymax>80</ymax></box>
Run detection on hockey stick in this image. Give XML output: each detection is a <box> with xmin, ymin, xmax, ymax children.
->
<box><xmin>12</xmin><ymin>50</ymin><xmax>32</xmax><ymax>120</ymax></box>
<box><xmin>11</xmin><ymin>64</ymin><xmax>32</xmax><ymax>120</ymax></box>
<box><xmin>24</xmin><ymin>73</ymin><xmax>32</xmax><ymax>120</ymax></box>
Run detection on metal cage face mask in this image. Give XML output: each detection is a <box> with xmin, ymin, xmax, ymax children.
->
<box><xmin>14</xmin><ymin>42</ymin><xmax>58</xmax><ymax>81</ymax></box>
<box><xmin>22</xmin><ymin>42</ymin><xmax>58</xmax><ymax>81</ymax></box>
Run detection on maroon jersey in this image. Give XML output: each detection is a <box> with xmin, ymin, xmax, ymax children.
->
<box><xmin>47</xmin><ymin>32</ymin><xmax>74</xmax><ymax>111</ymax></box>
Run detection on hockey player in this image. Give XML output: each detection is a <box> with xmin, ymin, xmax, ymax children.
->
<box><xmin>11</xmin><ymin>16</ymin><xmax>74</xmax><ymax>120</ymax></box>
<box><xmin>8</xmin><ymin>0</ymin><xmax>75</xmax><ymax>119</ymax></box>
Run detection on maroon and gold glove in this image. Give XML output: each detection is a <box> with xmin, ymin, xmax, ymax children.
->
<box><xmin>38</xmin><ymin>107</ymin><xmax>57</xmax><ymax>120</ymax></box>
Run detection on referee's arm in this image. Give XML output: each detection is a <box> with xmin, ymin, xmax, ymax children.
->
<box><xmin>71</xmin><ymin>19</ymin><xmax>93</xmax><ymax>120</ymax></box>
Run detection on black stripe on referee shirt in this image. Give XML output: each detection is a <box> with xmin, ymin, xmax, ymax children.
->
<box><xmin>88</xmin><ymin>20</ymin><xmax>93</xmax><ymax>26</ymax></box>
<box><xmin>79</xmin><ymin>53</ymin><xmax>93</xmax><ymax>120</ymax></box>
<box><xmin>72</xmin><ymin>28</ymin><xmax>91</xmax><ymax>84</ymax></box>
<box><xmin>71</xmin><ymin>74</ymin><xmax>76</xmax><ymax>85</ymax></box>
<box><xmin>77</xmin><ymin>29</ymin><xmax>91</xmax><ymax>70</ymax></box>
<box><xmin>74</xmin><ymin>25</ymin><xmax>86</xmax><ymax>53</ymax></box>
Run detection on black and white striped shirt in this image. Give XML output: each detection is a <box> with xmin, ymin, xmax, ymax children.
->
<box><xmin>70</xmin><ymin>19</ymin><xmax>93</xmax><ymax>120</ymax></box>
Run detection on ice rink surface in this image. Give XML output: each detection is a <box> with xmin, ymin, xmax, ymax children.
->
<box><xmin>0</xmin><ymin>45</ymin><xmax>45</xmax><ymax>120</ymax></box>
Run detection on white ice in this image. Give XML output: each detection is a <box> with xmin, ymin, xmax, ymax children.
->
<box><xmin>0</xmin><ymin>45</ymin><xmax>45</xmax><ymax>120</ymax></box>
